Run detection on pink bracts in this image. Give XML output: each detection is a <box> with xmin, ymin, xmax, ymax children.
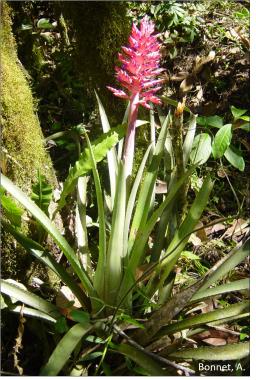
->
<box><xmin>107</xmin><ymin>16</ymin><xmax>164</xmax><ymax>109</ymax></box>
<box><xmin>107</xmin><ymin>16</ymin><xmax>164</xmax><ymax>179</ymax></box>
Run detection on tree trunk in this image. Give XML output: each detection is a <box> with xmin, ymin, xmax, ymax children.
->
<box><xmin>1</xmin><ymin>2</ymin><xmax>57</xmax><ymax>282</ymax></box>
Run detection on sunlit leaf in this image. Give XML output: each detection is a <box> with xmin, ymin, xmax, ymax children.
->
<box><xmin>212</xmin><ymin>124</ymin><xmax>232</xmax><ymax>159</ymax></box>
<box><xmin>40</xmin><ymin>323</ymin><xmax>92</xmax><ymax>375</ymax></box>
<box><xmin>190</xmin><ymin>133</ymin><xmax>212</xmax><ymax>165</ymax></box>
<box><xmin>224</xmin><ymin>145</ymin><xmax>245</xmax><ymax>171</ymax></box>
<box><xmin>197</xmin><ymin>115</ymin><xmax>223</xmax><ymax>128</ymax></box>
<box><xmin>57</xmin><ymin>125</ymin><xmax>126</xmax><ymax>211</ymax></box>
<box><xmin>169</xmin><ymin>342</ymin><xmax>249</xmax><ymax>361</ymax></box>
<box><xmin>231</xmin><ymin>105</ymin><xmax>247</xmax><ymax>121</ymax></box>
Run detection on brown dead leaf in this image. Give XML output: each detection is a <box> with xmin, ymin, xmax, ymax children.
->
<box><xmin>195</xmin><ymin>221</ymin><xmax>208</xmax><ymax>241</ymax></box>
<box><xmin>202</xmin><ymin>337</ymin><xmax>226</xmax><ymax>346</ymax></box>
<box><xmin>189</xmin><ymin>233</ymin><xmax>202</xmax><ymax>247</ymax></box>
<box><xmin>135</xmin><ymin>262</ymin><xmax>156</xmax><ymax>282</ymax></box>
<box><xmin>222</xmin><ymin>219</ymin><xmax>249</xmax><ymax>240</ymax></box>
<box><xmin>209</xmin><ymin>223</ymin><xmax>226</xmax><ymax>234</ymax></box>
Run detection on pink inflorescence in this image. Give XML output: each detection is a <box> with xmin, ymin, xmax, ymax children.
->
<box><xmin>107</xmin><ymin>16</ymin><xmax>164</xmax><ymax>109</ymax></box>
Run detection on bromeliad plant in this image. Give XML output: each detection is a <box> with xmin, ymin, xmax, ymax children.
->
<box><xmin>1</xmin><ymin>16</ymin><xmax>249</xmax><ymax>376</ymax></box>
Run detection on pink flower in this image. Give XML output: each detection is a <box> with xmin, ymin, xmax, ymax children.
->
<box><xmin>107</xmin><ymin>16</ymin><xmax>164</xmax><ymax>109</ymax></box>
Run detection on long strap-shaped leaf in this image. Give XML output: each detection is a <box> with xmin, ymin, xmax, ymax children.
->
<box><xmin>105</xmin><ymin>161</ymin><xmax>126</xmax><ymax>306</ymax></box>
<box><xmin>191</xmin><ymin>278</ymin><xmax>249</xmax><ymax>303</ymax></box>
<box><xmin>169</xmin><ymin>342</ymin><xmax>249</xmax><ymax>361</ymax></box>
<box><xmin>183</xmin><ymin>113</ymin><xmax>197</xmax><ymax>166</ymax></box>
<box><xmin>1</xmin><ymin>279</ymin><xmax>61</xmax><ymax>319</ymax></box>
<box><xmin>155</xmin><ymin>175</ymin><xmax>213</xmax><ymax>294</ymax></box>
<box><xmin>128</xmin><ymin>112</ymin><xmax>170</xmax><ymax>254</ymax></box>
<box><xmin>129</xmin><ymin>167</ymin><xmax>195</xmax><ymax>271</ymax></box>
<box><xmin>156</xmin><ymin>300</ymin><xmax>249</xmax><ymax>337</ymax></box>
<box><xmin>1</xmin><ymin>175</ymin><xmax>95</xmax><ymax>299</ymax></box>
<box><xmin>123</xmin><ymin>144</ymin><xmax>152</xmax><ymax>264</ymax></box>
<box><xmin>2</xmin><ymin>220</ymin><xmax>90</xmax><ymax>309</ymax></box>
<box><xmin>118</xmin><ymin>167</ymin><xmax>195</xmax><ymax>309</ymax></box>
<box><xmin>95</xmin><ymin>91</ymin><xmax>118</xmax><ymax>209</ymax></box>
<box><xmin>40</xmin><ymin>322</ymin><xmax>92</xmax><ymax>375</ymax></box>
<box><xmin>84</xmin><ymin>134</ymin><xmax>106</xmax><ymax>307</ymax></box>
<box><xmin>116</xmin><ymin>343</ymin><xmax>169</xmax><ymax>376</ymax></box>
<box><xmin>198</xmin><ymin>239</ymin><xmax>250</xmax><ymax>292</ymax></box>
<box><xmin>9</xmin><ymin>305</ymin><xmax>57</xmax><ymax>324</ymax></box>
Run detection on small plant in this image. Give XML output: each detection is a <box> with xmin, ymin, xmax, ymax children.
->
<box><xmin>1</xmin><ymin>16</ymin><xmax>249</xmax><ymax>376</ymax></box>
<box><xmin>192</xmin><ymin>105</ymin><xmax>249</xmax><ymax>171</ymax></box>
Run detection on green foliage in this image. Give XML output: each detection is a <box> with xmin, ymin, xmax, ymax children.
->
<box><xmin>212</xmin><ymin>124</ymin><xmax>232</xmax><ymax>159</ymax></box>
<box><xmin>1</xmin><ymin>2</ymin><xmax>56</xmax><ymax>192</ymax></box>
<box><xmin>191</xmin><ymin>105</ymin><xmax>249</xmax><ymax>171</ymax></box>
<box><xmin>190</xmin><ymin>133</ymin><xmax>212</xmax><ymax>165</ymax></box>
<box><xmin>57</xmin><ymin>124</ymin><xmax>126</xmax><ymax>211</ymax></box>
<box><xmin>31</xmin><ymin>171</ymin><xmax>53</xmax><ymax>215</ymax></box>
<box><xmin>40</xmin><ymin>323</ymin><xmax>92</xmax><ymax>375</ymax></box>
<box><xmin>0</xmin><ymin>187</ymin><xmax>23</xmax><ymax>227</ymax></box>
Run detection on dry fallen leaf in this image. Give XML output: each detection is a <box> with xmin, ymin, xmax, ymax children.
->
<box><xmin>202</xmin><ymin>337</ymin><xmax>226</xmax><ymax>346</ymax></box>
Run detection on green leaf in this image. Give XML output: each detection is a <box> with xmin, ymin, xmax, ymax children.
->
<box><xmin>0</xmin><ymin>188</ymin><xmax>23</xmax><ymax>227</ymax></box>
<box><xmin>231</xmin><ymin>105</ymin><xmax>247</xmax><ymax>121</ymax></box>
<box><xmin>181</xmin><ymin>251</ymin><xmax>200</xmax><ymax>261</ymax></box>
<box><xmin>2</xmin><ymin>220</ymin><xmax>89</xmax><ymax>309</ymax></box>
<box><xmin>1</xmin><ymin>279</ymin><xmax>60</xmax><ymax>319</ymax></box>
<box><xmin>126</xmin><ymin>167</ymin><xmax>195</xmax><ymax>276</ymax></box>
<box><xmin>224</xmin><ymin>145</ymin><xmax>245</xmax><ymax>171</ymax></box>
<box><xmin>69</xmin><ymin>310</ymin><xmax>90</xmax><ymax>324</ymax></box>
<box><xmin>161</xmin><ymin>96</ymin><xmax>191</xmax><ymax>113</ymax></box>
<box><xmin>238</xmin><ymin>122</ymin><xmax>250</xmax><ymax>132</ymax></box>
<box><xmin>55</xmin><ymin>316</ymin><xmax>69</xmax><ymax>333</ymax></box>
<box><xmin>169</xmin><ymin>342</ymin><xmax>249</xmax><ymax>361</ymax></box>
<box><xmin>37</xmin><ymin>18</ymin><xmax>56</xmax><ymax>29</ymax></box>
<box><xmin>79</xmin><ymin>351</ymin><xmax>103</xmax><ymax>361</ymax></box>
<box><xmin>31</xmin><ymin>171</ymin><xmax>52</xmax><ymax>215</ymax></box>
<box><xmin>183</xmin><ymin>113</ymin><xmax>197</xmax><ymax>166</ymax></box>
<box><xmin>119</xmin><ymin>314</ymin><xmax>145</xmax><ymax>329</ymax></box>
<box><xmin>1</xmin><ymin>175</ymin><xmax>95</xmax><ymax>302</ymax></box>
<box><xmin>57</xmin><ymin>125</ymin><xmax>126</xmax><ymax>211</ymax></box>
<box><xmin>116</xmin><ymin>344</ymin><xmax>170</xmax><ymax>376</ymax></box>
<box><xmin>159</xmin><ymin>176</ymin><xmax>213</xmax><ymax>285</ymax></box>
<box><xmin>84</xmin><ymin>134</ymin><xmax>106</xmax><ymax>308</ymax></box>
<box><xmin>190</xmin><ymin>133</ymin><xmax>212</xmax><ymax>165</ymax></box>
<box><xmin>123</xmin><ymin>144</ymin><xmax>152</xmax><ymax>268</ymax></box>
<box><xmin>198</xmin><ymin>240</ymin><xmax>249</xmax><ymax>292</ymax></box>
<box><xmin>239</xmin><ymin>115</ymin><xmax>250</xmax><ymax>122</ymax></box>
<box><xmin>158</xmin><ymin>301</ymin><xmax>249</xmax><ymax>336</ymax></box>
<box><xmin>105</xmin><ymin>161</ymin><xmax>126</xmax><ymax>306</ymax></box>
<box><xmin>40</xmin><ymin>322</ymin><xmax>92</xmax><ymax>375</ymax></box>
<box><xmin>128</xmin><ymin>112</ymin><xmax>170</xmax><ymax>253</ymax></box>
<box><xmin>212</xmin><ymin>124</ymin><xmax>232</xmax><ymax>158</ymax></box>
<box><xmin>95</xmin><ymin>91</ymin><xmax>118</xmax><ymax>209</ymax></box>
<box><xmin>9</xmin><ymin>304</ymin><xmax>57</xmax><ymax>323</ymax></box>
<box><xmin>197</xmin><ymin>115</ymin><xmax>223</xmax><ymax>128</ymax></box>
<box><xmin>191</xmin><ymin>279</ymin><xmax>249</xmax><ymax>302</ymax></box>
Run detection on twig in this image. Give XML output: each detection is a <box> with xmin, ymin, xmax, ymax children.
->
<box><xmin>13</xmin><ymin>304</ymin><xmax>26</xmax><ymax>376</ymax></box>
<box><xmin>113</xmin><ymin>324</ymin><xmax>195</xmax><ymax>376</ymax></box>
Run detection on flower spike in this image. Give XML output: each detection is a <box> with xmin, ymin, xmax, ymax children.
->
<box><xmin>107</xmin><ymin>16</ymin><xmax>164</xmax><ymax>109</ymax></box>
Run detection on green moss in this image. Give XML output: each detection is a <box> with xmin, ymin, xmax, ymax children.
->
<box><xmin>1</xmin><ymin>2</ymin><xmax>56</xmax><ymax>192</ymax></box>
<box><xmin>1</xmin><ymin>2</ymin><xmax>57</xmax><ymax>282</ymax></box>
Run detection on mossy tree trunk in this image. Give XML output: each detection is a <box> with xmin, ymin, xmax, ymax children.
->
<box><xmin>61</xmin><ymin>1</ymin><xmax>130</xmax><ymax>124</ymax></box>
<box><xmin>1</xmin><ymin>2</ymin><xmax>57</xmax><ymax>282</ymax></box>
